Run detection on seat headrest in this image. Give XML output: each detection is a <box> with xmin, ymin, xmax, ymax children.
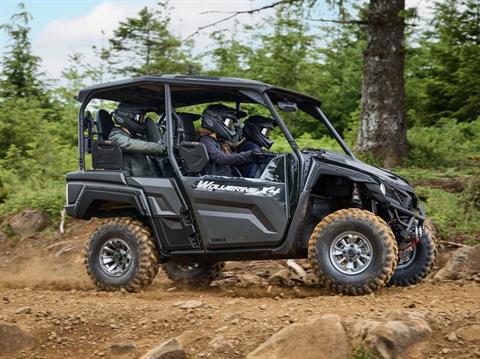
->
<box><xmin>96</xmin><ymin>110</ymin><xmax>114</xmax><ymax>140</ymax></box>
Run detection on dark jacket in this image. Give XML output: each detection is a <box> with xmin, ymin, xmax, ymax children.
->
<box><xmin>109</xmin><ymin>127</ymin><xmax>166</xmax><ymax>177</ymax></box>
<box><xmin>237</xmin><ymin>140</ymin><xmax>261</xmax><ymax>178</ymax></box>
<box><xmin>199</xmin><ymin>135</ymin><xmax>254</xmax><ymax>177</ymax></box>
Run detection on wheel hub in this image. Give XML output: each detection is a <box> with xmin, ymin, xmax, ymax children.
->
<box><xmin>99</xmin><ymin>238</ymin><xmax>132</xmax><ymax>277</ymax></box>
<box><xmin>329</xmin><ymin>232</ymin><xmax>373</xmax><ymax>275</ymax></box>
<box><xmin>397</xmin><ymin>244</ymin><xmax>417</xmax><ymax>269</ymax></box>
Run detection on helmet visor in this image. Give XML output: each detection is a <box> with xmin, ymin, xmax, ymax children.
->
<box><xmin>261</xmin><ymin>128</ymin><xmax>272</xmax><ymax>138</ymax></box>
<box><xmin>224</xmin><ymin>117</ymin><xmax>235</xmax><ymax>130</ymax></box>
<box><xmin>135</xmin><ymin>113</ymin><xmax>146</xmax><ymax>124</ymax></box>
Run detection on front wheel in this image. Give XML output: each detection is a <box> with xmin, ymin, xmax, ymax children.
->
<box><xmin>308</xmin><ymin>208</ymin><xmax>398</xmax><ymax>295</ymax></box>
<box><xmin>161</xmin><ymin>260</ymin><xmax>223</xmax><ymax>287</ymax></box>
<box><xmin>388</xmin><ymin>219</ymin><xmax>437</xmax><ymax>286</ymax></box>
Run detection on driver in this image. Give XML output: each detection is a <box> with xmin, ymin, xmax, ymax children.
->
<box><xmin>109</xmin><ymin>103</ymin><xmax>166</xmax><ymax>177</ymax></box>
<box><xmin>238</xmin><ymin>115</ymin><xmax>275</xmax><ymax>177</ymax></box>
<box><xmin>198</xmin><ymin>104</ymin><xmax>261</xmax><ymax>177</ymax></box>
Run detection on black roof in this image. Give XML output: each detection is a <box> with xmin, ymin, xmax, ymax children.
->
<box><xmin>76</xmin><ymin>75</ymin><xmax>321</xmax><ymax>110</ymax></box>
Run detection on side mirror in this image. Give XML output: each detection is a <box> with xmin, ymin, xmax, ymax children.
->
<box><xmin>277</xmin><ymin>101</ymin><xmax>298</xmax><ymax>112</ymax></box>
<box><xmin>178</xmin><ymin>141</ymin><xmax>209</xmax><ymax>174</ymax></box>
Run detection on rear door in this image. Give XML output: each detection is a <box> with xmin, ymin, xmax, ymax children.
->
<box><xmin>184</xmin><ymin>155</ymin><xmax>289</xmax><ymax>249</ymax></box>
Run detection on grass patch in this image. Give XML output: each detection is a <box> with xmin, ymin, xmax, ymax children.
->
<box><xmin>350</xmin><ymin>346</ymin><xmax>377</xmax><ymax>359</ymax></box>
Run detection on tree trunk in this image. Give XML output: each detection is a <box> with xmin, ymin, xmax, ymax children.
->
<box><xmin>357</xmin><ymin>0</ymin><xmax>408</xmax><ymax>167</ymax></box>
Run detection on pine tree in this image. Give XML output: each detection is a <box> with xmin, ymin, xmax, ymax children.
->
<box><xmin>207</xmin><ymin>26</ymin><xmax>251</xmax><ymax>78</ymax></box>
<box><xmin>107</xmin><ymin>4</ymin><xmax>199</xmax><ymax>76</ymax></box>
<box><xmin>407</xmin><ymin>0</ymin><xmax>480</xmax><ymax>124</ymax></box>
<box><xmin>0</xmin><ymin>3</ymin><xmax>45</xmax><ymax>99</ymax></box>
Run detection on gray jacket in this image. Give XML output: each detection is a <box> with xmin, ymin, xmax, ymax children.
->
<box><xmin>109</xmin><ymin>127</ymin><xmax>166</xmax><ymax>177</ymax></box>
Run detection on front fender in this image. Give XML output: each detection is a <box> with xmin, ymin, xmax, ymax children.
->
<box><xmin>304</xmin><ymin>161</ymin><xmax>377</xmax><ymax>190</ymax></box>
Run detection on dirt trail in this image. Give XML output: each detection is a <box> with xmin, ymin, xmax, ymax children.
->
<box><xmin>0</xmin><ymin>220</ymin><xmax>479</xmax><ymax>359</ymax></box>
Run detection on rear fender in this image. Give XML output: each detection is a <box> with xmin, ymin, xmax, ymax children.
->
<box><xmin>64</xmin><ymin>181</ymin><xmax>167</xmax><ymax>254</ymax></box>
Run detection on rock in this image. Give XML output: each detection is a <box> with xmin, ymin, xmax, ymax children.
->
<box><xmin>176</xmin><ymin>330</ymin><xmax>204</xmax><ymax>347</ymax></box>
<box><xmin>353</xmin><ymin>310</ymin><xmax>431</xmax><ymax>359</ymax></box>
<box><xmin>286</xmin><ymin>259</ymin><xmax>307</xmax><ymax>283</ymax></box>
<box><xmin>267</xmin><ymin>269</ymin><xmax>298</xmax><ymax>287</ymax></box>
<box><xmin>140</xmin><ymin>338</ymin><xmax>185</xmax><ymax>359</ymax></box>
<box><xmin>304</xmin><ymin>272</ymin><xmax>319</xmax><ymax>286</ymax></box>
<box><xmin>457</xmin><ymin>325</ymin><xmax>480</xmax><ymax>342</ymax></box>
<box><xmin>209</xmin><ymin>334</ymin><xmax>235</xmax><ymax>353</ymax></box>
<box><xmin>110</xmin><ymin>342</ymin><xmax>137</xmax><ymax>353</ymax></box>
<box><xmin>446</xmin><ymin>332</ymin><xmax>458</xmax><ymax>342</ymax></box>
<box><xmin>247</xmin><ymin>314</ymin><xmax>347</xmax><ymax>359</ymax></box>
<box><xmin>8</xmin><ymin>209</ymin><xmax>50</xmax><ymax>236</ymax></box>
<box><xmin>237</xmin><ymin>273</ymin><xmax>264</xmax><ymax>288</ymax></box>
<box><xmin>15</xmin><ymin>306</ymin><xmax>32</xmax><ymax>315</ymax></box>
<box><xmin>174</xmin><ymin>300</ymin><xmax>203</xmax><ymax>310</ymax></box>
<box><xmin>434</xmin><ymin>244</ymin><xmax>480</xmax><ymax>281</ymax></box>
<box><xmin>0</xmin><ymin>320</ymin><xmax>35</xmax><ymax>356</ymax></box>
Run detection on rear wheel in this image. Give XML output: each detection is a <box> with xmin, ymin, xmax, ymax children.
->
<box><xmin>161</xmin><ymin>260</ymin><xmax>223</xmax><ymax>286</ymax></box>
<box><xmin>85</xmin><ymin>218</ymin><xmax>159</xmax><ymax>292</ymax></box>
<box><xmin>389</xmin><ymin>219</ymin><xmax>437</xmax><ymax>286</ymax></box>
<box><xmin>308</xmin><ymin>208</ymin><xmax>398</xmax><ymax>295</ymax></box>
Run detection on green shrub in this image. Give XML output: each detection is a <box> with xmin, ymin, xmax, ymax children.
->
<box><xmin>271</xmin><ymin>131</ymin><xmax>344</xmax><ymax>153</ymax></box>
<box><xmin>406</xmin><ymin>118</ymin><xmax>480</xmax><ymax>169</ymax></box>
<box><xmin>417</xmin><ymin>185</ymin><xmax>480</xmax><ymax>241</ymax></box>
<box><xmin>465</xmin><ymin>175</ymin><xmax>480</xmax><ymax>210</ymax></box>
<box><xmin>0</xmin><ymin>97</ymin><xmax>77</xmax><ymax>221</ymax></box>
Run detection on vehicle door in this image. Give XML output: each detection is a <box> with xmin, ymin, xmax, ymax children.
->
<box><xmin>183</xmin><ymin>155</ymin><xmax>290</xmax><ymax>249</ymax></box>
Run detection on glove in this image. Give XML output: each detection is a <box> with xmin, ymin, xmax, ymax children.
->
<box><xmin>252</xmin><ymin>151</ymin><xmax>266</xmax><ymax>161</ymax></box>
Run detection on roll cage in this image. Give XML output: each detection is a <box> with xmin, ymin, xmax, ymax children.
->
<box><xmin>76</xmin><ymin>75</ymin><xmax>355</xmax><ymax>177</ymax></box>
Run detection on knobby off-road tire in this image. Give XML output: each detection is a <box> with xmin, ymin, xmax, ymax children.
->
<box><xmin>161</xmin><ymin>261</ymin><xmax>224</xmax><ymax>287</ymax></box>
<box><xmin>389</xmin><ymin>217</ymin><xmax>438</xmax><ymax>287</ymax></box>
<box><xmin>85</xmin><ymin>218</ymin><xmax>159</xmax><ymax>292</ymax></box>
<box><xmin>308</xmin><ymin>208</ymin><xmax>398</xmax><ymax>295</ymax></box>
<box><xmin>425</xmin><ymin>218</ymin><xmax>440</xmax><ymax>259</ymax></box>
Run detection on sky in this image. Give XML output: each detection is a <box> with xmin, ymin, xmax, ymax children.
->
<box><xmin>0</xmin><ymin>0</ymin><xmax>434</xmax><ymax>81</ymax></box>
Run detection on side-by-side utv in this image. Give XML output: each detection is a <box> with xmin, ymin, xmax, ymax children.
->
<box><xmin>65</xmin><ymin>75</ymin><xmax>437</xmax><ymax>295</ymax></box>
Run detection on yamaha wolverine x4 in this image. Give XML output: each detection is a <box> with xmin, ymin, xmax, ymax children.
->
<box><xmin>65</xmin><ymin>75</ymin><xmax>437</xmax><ymax>295</ymax></box>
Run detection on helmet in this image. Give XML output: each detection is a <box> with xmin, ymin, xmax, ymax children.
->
<box><xmin>112</xmin><ymin>103</ymin><xmax>152</xmax><ymax>136</ymax></box>
<box><xmin>242</xmin><ymin>115</ymin><xmax>275</xmax><ymax>149</ymax></box>
<box><xmin>201</xmin><ymin>104</ymin><xmax>247</xmax><ymax>142</ymax></box>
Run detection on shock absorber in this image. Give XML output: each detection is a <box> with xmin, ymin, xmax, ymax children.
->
<box><xmin>352</xmin><ymin>183</ymin><xmax>363</xmax><ymax>208</ymax></box>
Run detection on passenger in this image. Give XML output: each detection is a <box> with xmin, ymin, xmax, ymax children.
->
<box><xmin>238</xmin><ymin>115</ymin><xmax>275</xmax><ymax>178</ymax></box>
<box><xmin>198</xmin><ymin>104</ymin><xmax>261</xmax><ymax>177</ymax></box>
<box><xmin>109</xmin><ymin>103</ymin><xmax>166</xmax><ymax>177</ymax></box>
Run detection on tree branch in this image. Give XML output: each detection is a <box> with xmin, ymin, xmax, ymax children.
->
<box><xmin>186</xmin><ymin>0</ymin><xmax>301</xmax><ymax>38</ymax></box>
<box><xmin>307</xmin><ymin>17</ymin><xmax>367</xmax><ymax>25</ymax></box>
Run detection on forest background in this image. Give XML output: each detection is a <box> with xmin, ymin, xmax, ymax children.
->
<box><xmin>0</xmin><ymin>0</ymin><xmax>479</xmax><ymax>243</ymax></box>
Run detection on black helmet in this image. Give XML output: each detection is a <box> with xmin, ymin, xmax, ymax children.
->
<box><xmin>112</xmin><ymin>103</ymin><xmax>152</xmax><ymax>136</ymax></box>
<box><xmin>201</xmin><ymin>104</ymin><xmax>247</xmax><ymax>142</ymax></box>
<box><xmin>242</xmin><ymin>115</ymin><xmax>275</xmax><ymax>149</ymax></box>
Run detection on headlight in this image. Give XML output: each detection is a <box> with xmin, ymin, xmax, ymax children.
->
<box><xmin>379</xmin><ymin>183</ymin><xmax>386</xmax><ymax>195</ymax></box>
